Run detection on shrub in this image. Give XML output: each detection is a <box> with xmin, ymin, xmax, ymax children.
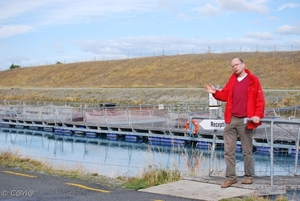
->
<box><xmin>10</xmin><ymin>63</ymin><xmax>20</xmax><ymax>69</ymax></box>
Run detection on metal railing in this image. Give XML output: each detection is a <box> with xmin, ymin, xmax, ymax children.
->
<box><xmin>244</xmin><ymin>118</ymin><xmax>300</xmax><ymax>186</ymax></box>
<box><xmin>192</xmin><ymin>116</ymin><xmax>300</xmax><ymax>186</ymax></box>
<box><xmin>0</xmin><ymin>103</ymin><xmax>210</xmax><ymax>132</ymax></box>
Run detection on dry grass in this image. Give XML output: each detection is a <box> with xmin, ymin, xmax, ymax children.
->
<box><xmin>0</xmin><ymin>51</ymin><xmax>299</xmax><ymax>105</ymax></box>
<box><xmin>0</xmin><ymin>51</ymin><xmax>299</xmax><ymax>89</ymax></box>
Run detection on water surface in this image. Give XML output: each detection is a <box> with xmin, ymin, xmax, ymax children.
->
<box><xmin>0</xmin><ymin>128</ymin><xmax>298</xmax><ymax>179</ymax></box>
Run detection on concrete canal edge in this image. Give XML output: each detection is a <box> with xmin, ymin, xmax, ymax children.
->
<box><xmin>139</xmin><ymin>179</ymin><xmax>255</xmax><ymax>201</ymax></box>
<box><xmin>140</xmin><ymin>175</ymin><xmax>298</xmax><ymax>200</ymax></box>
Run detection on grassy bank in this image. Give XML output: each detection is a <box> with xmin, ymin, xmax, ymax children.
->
<box><xmin>0</xmin><ymin>149</ymin><xmax>181</xmax><ymax>189</ymax></box>
<box><xmin>0</xmin><ymin>51</ymin><xmax>299</xmax><ymax>105</ymax></box>
<box><xmin>1</xmin><ymin>52</ymin><xmax>299</xmax><ymax>89</ymax></box>
<box><xmin>0</xmin><ymin>150</ymin><xmax>288</xmax><ymax>201</ymax></box>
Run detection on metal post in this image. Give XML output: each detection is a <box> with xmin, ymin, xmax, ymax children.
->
<box><xmin>294</xmin><ymin>126</ymin><xmax>300</xmax><ymax>175</ymax></box>
<box><xmin>188</xmin><ymin>114</ymin><xmax>193</xmax><ymax>137</ymax></box>
<box><xmin>104</xmin><ymin>109</ymin><xmax>108</xmax><ymax>126</ymax></box>
<box><xmin>270</xmin><ymin>121</ymin><xmax>274</xmax><ymax>186</ymax></box>
<box><xmin>209</xmin><ymin>129</ymin><xmax>217</xmax><ymax>176</ymax></box>
<box><xmin>127</xmin><ymin>109</ymin><xmax>131</xmax><ymax>126</ymax></box>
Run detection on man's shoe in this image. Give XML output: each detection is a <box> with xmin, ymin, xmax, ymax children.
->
<box><xmin>241</xmin><ymin>178</ymin><xmax>253</xmax><ymax>184</ymax></box>
<box><xmin>221</xmin><ymin>179</ymin><xmax>237</xmax><ymax>188</ymax></box>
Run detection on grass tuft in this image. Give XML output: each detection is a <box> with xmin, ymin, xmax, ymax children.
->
<box><xmin>121</xmin><ymin>165</ymin><xmax>181</xmax><ymax>190</ymax></box>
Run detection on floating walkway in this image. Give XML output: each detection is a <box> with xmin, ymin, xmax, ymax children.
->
<box><xmin>0</xmin><ymin>103</ymin><xmax>300</xmax><ymax>156</ymax></box>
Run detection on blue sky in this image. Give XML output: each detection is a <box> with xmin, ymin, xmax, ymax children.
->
<box><xmin>0</xmin><ymin>0</ymin><xmax>299</xmax><ymax>70</ymax></box>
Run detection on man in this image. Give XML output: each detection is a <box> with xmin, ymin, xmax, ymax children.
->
<box><xmin>204</xmin><ymin>58</ymin><xmax>265</xmax><ymax>188</ymax></box>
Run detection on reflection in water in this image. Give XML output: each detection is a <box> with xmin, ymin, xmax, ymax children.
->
<box><xmin>186</xmin><ymin>149</ymin><xmax>200</xmax><ymax>176</ymax></box>
<box><xmin>0</xmin><ymin>127</ymin><xmax>298</xmax><ymax>178</ymax></box>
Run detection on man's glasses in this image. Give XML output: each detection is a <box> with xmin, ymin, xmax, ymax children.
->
<box><xmin>232</xmin><ymin>63</ymin><xmax>242</xmax><ymax>68</ymax></box>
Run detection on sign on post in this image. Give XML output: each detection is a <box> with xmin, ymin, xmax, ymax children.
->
<box><xmin>199</xmin><ymin>119</ymin><xmax>225</xmax><ymax>130</ymax></box>
<box><xmin>208</xmin><ymin>85</ymin><xmax>221</xmax><ymax>108</ymax></box>
<box><xmin>209</xmin><ymin>93</ymin><xmax>218</xmax><ymax>107</ymax></box>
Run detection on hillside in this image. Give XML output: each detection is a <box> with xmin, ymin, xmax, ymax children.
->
<box><xmin>0</xmin><ymin>51</ymin><xmax>299</xmax><ymax>105</ymax></box>
<box><xmin>1</xmin><ymin>51</ymin><xmax>300</xmax><ymax>88</ymax></box>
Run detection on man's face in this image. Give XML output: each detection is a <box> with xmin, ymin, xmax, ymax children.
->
<box><xmin>231</xmin><ymin>59</ymin><xmax>245</xmax><ymax>75</ymax></box>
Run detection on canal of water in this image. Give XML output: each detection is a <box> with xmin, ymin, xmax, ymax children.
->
<box><xmin>0</xmin><ymin>127</ymin><xmax>298</xmax><ymax>179</ymax></box>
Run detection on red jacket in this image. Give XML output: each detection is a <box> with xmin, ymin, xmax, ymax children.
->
<box><xmin>213</xmin><ymin>69</ymin><xmax>265</xmax><ymax>129</ymax></box>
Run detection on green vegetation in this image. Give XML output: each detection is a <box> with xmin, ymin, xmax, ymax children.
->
<box><xmin>9</xmin><ymin>63</ymin><xmax>21</xmax><ymax>69</ymax></box>
<box><xmin>120</xmin><ymin>165</ymin><xmax>181</xmax><ymax>190</ymax></box>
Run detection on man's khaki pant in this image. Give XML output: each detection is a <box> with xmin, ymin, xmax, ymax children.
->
<box><xmin>223</xmin><ymin>116</ymin><xmax>254</xmax><ymax>180</ymax></box>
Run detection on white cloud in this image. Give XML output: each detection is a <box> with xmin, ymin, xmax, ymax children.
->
<box><xmin>0</xmin><ymin>0</ymin><xmax>57</xmax><ymax>21</ymax></box>
<box><xmin>276</xmin><ymin>25</ymin><xmax>300</xmax><ymax>35</ymax></box>
<box><xmin>177</xmin><ymin>13</ymin><xmax>187</xmax><ymax>19</ymax></box>
<box><xmin>1</xmin><ymin>55</ymin><xmax>28</xmax><ymax>67</ymax></box>
<box><xmin>154</xmin><ymin>0</ymin><xmax>178</xmax><ymax>12</ymax></box>
<box><xmin>0</xmin><ymin>25</ymin><xmax>33</xmax><ymax>38</ymax></box>
<box><xmin>75</xmin><ymin>35</ymin><xmax>281</xmax><ymax>57</ymax></box>
<box><xmin>53</xmin><ymin>43</ymin><xmax>65</xmax><ymax>53</ymax></box>
<box><xmin>1</xmin><ymin>0</ymin><xmax>299</xmax><ymax>66</ymax></box>
<box><xmin>217</xmin><ymin>0</ymin><xmax>268</xmax><ymax>14</ymax></box>
<box><xmin>276</xmin><ymin>3</ymin><xmax>300</xmax><ymax>11</ymax></box>
<box><xmin>0</xmin><ymin>0</ymin><xmax>170</xmax><ymax>40</ymax></box>
<box><xmin>0</xmin><ymin>0</ymin><xmax>157</xmax><ymax>26</ymax></box>
<box><xmin>196</xmin><ymin>0</ymin><xmax>269</xmax><ymax>17</ymax></box>
<box><xmin>244</xmin><ymin>31</ymin><xmax>273</xmax><ymax>40</ymax></box>
<box><xmin>267</xmin><ymin>16</ymin><xmax>278</xmax><ymax>21</ymax></box>
<box><xmin>44</xmin><ymin>1</ymin><xmax>126</xmax><ymax>23</ymax></box>
<box><xmin>289</xmin><ymin>39</ymin><xmax>300</xmax><ymax>46</ymax></box>
<box><xmin>77</xmin><ymin>36</ymin><xmax>194</xmax><ymax>57</ymax></box>
<box><xmin>198</xmin><ymin>4</ymin><xmax>219</xmax><ymax>16</ymax></box>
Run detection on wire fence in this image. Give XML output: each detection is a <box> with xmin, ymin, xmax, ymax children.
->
<box><xmin>22</xmin><ymin>44</ymin><xmax>300</xmax><ymax>68</ymax></box>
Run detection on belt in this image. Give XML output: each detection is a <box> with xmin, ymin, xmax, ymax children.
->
<box><xmin>232</xmin><ymin>116</ymin><xmax>246</xmax><ymax>118</ymax></box>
